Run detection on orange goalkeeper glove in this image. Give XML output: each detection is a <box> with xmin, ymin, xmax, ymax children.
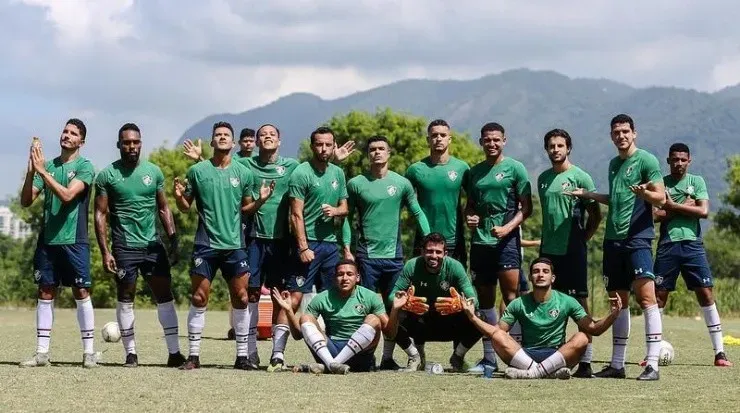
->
<box><xmin>402</xmin><ymin>285</ymin><xmax>429</xmax><ymax>315</ymax></box>
<box><xmin>434</xmin><ymin>287</ymin><xmax>465</xmax><ymax>315</ymax></box>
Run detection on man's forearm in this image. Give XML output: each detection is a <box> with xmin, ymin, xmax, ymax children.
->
<box><xmin>637</xmin><ymin>189</ymin><xmax>666</xmax><ymax>208</ymax></box>
<box><xmin>585</xmin><ymin>192</ymin><xmax>610</xmax><ymax>205</ymax></box>
<box><xmin>291</xmin><ymin>212</ymin><xmax>309</xmax><ymax>251</ymax></box>
<box><xmin>94</xmin><ymin>212</ymin><xmax>110</xmax><ymax>256</ymax></box>
<box><xmin>664</xmin><ymin>203</ymin><xmax>708</xmax><ymax>219</ymax></box>
<box><xmin>20</xmin><ymin>173</ymin><xmax>36</xmax><ymax>207</ymax></box>
<box><xmin>584</xmin><ymin>312</ymin><xmax>619</xmax><ymax>336</ymax></box>
<box><xmin>384</xmin><ymin>307</ymin><xmax>402</xmax><ymax>339</ymax></box>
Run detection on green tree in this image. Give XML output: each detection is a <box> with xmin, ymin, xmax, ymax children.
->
<box><xmin>704</xmin><ymin>154</ymin><xmax>740</xmax><ymax>280</ymax></box>
<box><xmin>714</xmin><ymin>155</ymin><xmax>740</xmax><ymax>235</ymax></box>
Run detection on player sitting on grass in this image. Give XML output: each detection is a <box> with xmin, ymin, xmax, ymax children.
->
<box><xmin>272</xmin><ymin>259</ymin><xmax>388</xmax><ymax>374</ymax></box>
<box><xmin>462</xmin><ymin>257</ymin><xmax>623</xmax><ymax>379</ymax></box>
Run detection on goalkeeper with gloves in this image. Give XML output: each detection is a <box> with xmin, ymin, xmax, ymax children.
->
<box><xmin>386</xmin><ymin>233</ymin><xmax>481</xmax><ymax>372</ymax></box>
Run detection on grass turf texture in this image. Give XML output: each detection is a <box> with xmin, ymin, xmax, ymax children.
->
<box><xmin>1</xmin><ymin>309</ymin><xmax>739</xmax><ymax>412</ymax></box>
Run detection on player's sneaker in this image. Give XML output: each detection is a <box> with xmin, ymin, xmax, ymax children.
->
<box><xmin>449</xmin><ymin>353</ymin><xmax>466</xmax><ymax>372</ymax></box>
<box><xmin>378</xmin><ymin>358</ymin><xmax>402</xmax><ymax>371</ymax></box>
<box><xmin>293</xmin><ymin>363</ymin><xmax>326</xmax><ymax>374</ymax></box>
<box><xmin>572</xmin><ymin>362</ymin><xmax>593</xmax><ymax>378</ymax></box>
<box><xmin>593</xmin><ymin>365</ymin><xmax>626</xmax><ymax>379</ymax></box>
<box><xmin>234</xmin><ymin>356</ymin><xmax>251</xmax><ymax>370</ymax></box>
<box><xmin>124</xmin><ymin>353</ymin><xmax>138</xmax><ymax>368</ymax></box>
<box><xmin>402</xmin><ymin>353</ymin><xmax>423</xmax><ymax>372</ymax></box>
<box><xmin>82</xmin><ymin>353</ymin><xmax>99</xmax><ymax>369</ymax></box>
<box><xmin>179</xmin><ymin>355</ymin><xmax>200</xmax><ymax>370</ymax></box>
<box><xmin>636</xmin><ymin>365</ymin><xmax>660</xmax><ymax>381</ymax></box>
<box><xmin>714</xmin><ymin>352</ymin><xmax>733</xmax><ymax>367</ymax></box>
<box><xmin>328</xmin><ymin>362</ymin><xmax>351</xmax><ymax>375</ymax></box>
<box><xmin>267</xmin><ymin>357</ymin><xmax>285</xmax><ymax>372</ymax></box>
<box><xmin>503</xmin><ymin>367</ymin><xmax>536</xmax><ymax>379</ymax></box>
<box><xmin>638</xmin><ymin>359</ymin><xmax>647</xmax><ymax>367</ymax></box>
<box><xmin>227</xmin><ymin>328</ymin><xmax>235</xmax><ymax>340</ymax></box>
<box><xmin>167</xmin><ymin>352</ymin><xmax>187</xmax><ymax>368</ymax></box>
<box><xmin>248</xmin><ymin>353</ymin><xmax>260</xmax><ymax>369</ymax></box>
<box><xmin>547</xmin><ymin>367</ymin><xmax>571</xmax><ymax>380</ymax></box>
<box><xmin>467</xmin><ymin>358</ymin><xmax>497</xmax><ymax>374</ymax></box>
<box><xmin>19</xmin><ymin>352</ymin><xmax>50</xmax><ymax>368</ymax></box>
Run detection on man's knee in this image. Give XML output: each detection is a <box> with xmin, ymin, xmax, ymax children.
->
<box><xmin>300</xmin><ymin>314</ymin><xmax>317</xmax><ymax>326</ymax></box>
<box><xmin>148</xmin><ymin>277</ymin><xmax>174</xmax><ymax>303</ymax></box>
<box><xmin>363</xmin><ymin>314</ymin><xmax>381</xmax><ymax>329</ymax></box>
<box><xmin>71</xmin><ymin>287</ymin><xmax>89</xmax><ymax>300</ymax></box>
<box><xmin>695</xmin><ymin>287</ymin><xmax>714</xmax><ymax>307</ymax></box>
<box><xmin>191</xmin><ymin>289</ymin><xmax>209</xmax><ymax>307</ymax></box>
<box><xmin>37</xmin><ymin>286</ymin><xmax>56</xmax><ymax>300</ymax></box>
<box><xmin>569</xmin><ymin>332</ymin><xmax>589</xmax><ymax>349</ymax></box>
<box><xmin>230</xmin><ymin>289</ymin><xmax>249</xmax><ymax>309</ymax></box>
<box><xmin>247</xmin><ymin>287</ymin><xmax>261</xmax><ymax>303</ymax></box>
<box><xmin>475</xmin><ymin>285</ymin><xmax>496</xmax><ymax>308</ymax></box>
<box><xmin>117</xmin><ymin>283</ymin><xmax>137</xmax><ymax>302</ymax></box>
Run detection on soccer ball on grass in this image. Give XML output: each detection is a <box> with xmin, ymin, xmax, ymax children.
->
<box><xmin>658</xmin><ymin>340</ymin><xmax>674</xmax><ymax>366</ymax></box>
<box><xmin>101</xmin><ymin>322</ymin><xmax>121</xmax><ymax>343</ymax></box>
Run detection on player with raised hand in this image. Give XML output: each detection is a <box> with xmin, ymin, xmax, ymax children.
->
<box><xmin>536</xmin><ymin>129</ymin><xmax>602</xmax><ymax>377</ymax></box>
<box><xmin>465</xmin><ymin>122</ymin><xmax>532</xmax><ymax>373</ymax></box>
<box><xmin>19</xmin><ymin>119</ymin><xmax>98</xmax><ymax>368</ymax></box>
<box><xmin>462</xmin><ymin>258</ymin><xmax>622</xmax><ymax>379</ymax></box>
<box><xmin>343</xmin><ymin>135</ymin><xmax>431</xmax><ymax>370</ymax></box>
<box><xmin>566</xmin><ymin>114</ymin><xmax>666</xmax><ymax>380</ymax></box>
<box><xmin>386</xmin><ymin>233</ymin><xmax>481</xmax><ymax>372</ymax></box>
<box><xmin>174</xmin><ymin>121</ymin><xmax>255</xmax><ymax>370</ymax></box>
<box><xmin>653</xmin><ymin>143</ymin><xmax>732</xmax><ymax>367</ymax></box>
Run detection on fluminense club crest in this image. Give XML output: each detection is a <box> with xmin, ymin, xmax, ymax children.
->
<box><xmin>495</xmin><ymin>172</ymin><xmax>505</xmax><ymax>182</ymax></box>
<box><xmin>687</xmin><ymin>185</ymin><xmax>695</xmax><ymax>194</ymax></box>
<box><xmin>561</xmin><ymin>181</ymin><xmax>571</xmax><ymax>191</ymax></box>
<box><xmin>67</xmin><ymin>171</ymin><xmax>76</xmax><ymax>180</ymax></box>
<box><xmin>447</xmin><ymin>170</ymin><xmax>458</xmax><ymax>181</ymax></box>
<box><xmin>230</xmin><ymin>177</ymin><xmax>240</xmax><ymax>187</ymax></box>
<box><xmin>548</xmin><ymin>309</ymin><xmax>560</xmax><ymax>318</ymax></box>
<box><xmin>276</xmin><ymin>166</ymin><xmax>286</xmax><ymax>176</ymax></box>
<box><xmin>440</xmin><ymin>280</ymin><xmax>450</xmax><ymax>291</ymax></box>
<box><xmin>331</xmin><ymin>179</ymin><xmax>339</xmax><ymax>190</ymax></box>
<box><xmin>142</xmin><ymin>175</ymin><xmax>152</xmax><ymax>186</ymax></box>
<box><xmin>387</xmin><ymin>185</ymin><xmax>398</xmax><ymax>196</ymax></box>
<box><xmin>625</xmin><ymin>165</ymin><xmax>634</xmax><ymax>177</ymax></box>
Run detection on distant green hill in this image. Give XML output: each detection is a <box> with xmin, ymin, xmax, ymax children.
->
<box><xmin>178</xmin><ymin>69</ymin><xmax>740</xmax><ymax>208</ymax></box>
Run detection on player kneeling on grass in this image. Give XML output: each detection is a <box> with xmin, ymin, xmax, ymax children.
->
<box><xmin>272</xmin><ymin>259</ymin><xmax>387</xmax><ymax>374</ymax></box>
<box><xmin>462</xmin><ymin>257</ymin><xmax>623</xmax><ymax>379</ymax></box>
<box><xmin>386</xmin><ymin>232</ymin><xmax>481</xmax><ymax>372</ymax></box>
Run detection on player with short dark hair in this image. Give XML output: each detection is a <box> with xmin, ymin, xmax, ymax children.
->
<box><xmin>20</xmin><ymin>119</ymin><xmax>98</xmax><ymax>368</ymax></box>
<box><xmin>653</xmin><ymin>143</ymin><xmax>731</xmax><ymax>366</ymax></box>
<box><xmin>537</xmin><ymin>128</ymin><xmax>602</xmax><ymax>377</ymax></box>
<box><xmin>234</xmin><ymin>128</ymin><xmax>256</xmax><ymax>159</ymax></box>
<box><xmin>465</xmin><ymin>122</ymin><xmax>532</xmax><ymax>373</ymax></box>
<box><xmin>93</xmin><ymin>123</ymin><xmax>185</xmax><ymax>368</ymax></box>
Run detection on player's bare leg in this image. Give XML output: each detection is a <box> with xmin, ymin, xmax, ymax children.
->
<box><xmin>471</xmin><ymin>283</ymin><xmax>499</xmax><ymax>372</ymax></box>
<box><xmin>228</xmin><ymin>273</ymin><xmax>251</xmax><ymax>369</ymax></box>
<box><xmin>499</xmin><ymin>269</ymin><xmax>522</xmax><ymax>342</ymax></box>
<box><xmin>181</xmin><ymin>275</ymin><xmax>210</xmax><ymax>370</ymax></box>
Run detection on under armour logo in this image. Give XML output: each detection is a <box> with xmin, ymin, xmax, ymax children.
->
<box><xmin>634</xmin><ymin>268</ymin><xmax>644</xmax><ymax>275</ymax></box>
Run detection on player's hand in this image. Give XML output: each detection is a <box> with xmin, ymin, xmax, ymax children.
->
<box><xmin>321</xmin><ymin>203</ymin><xmax>338</xmax><ymax>218</ymax></box>
<box><xmin>608</xmin><ymin>294</ymin><xmax>622</xmax><ymax>314</ymax></box>
<box><xmin>343</xmin><ymin>248</ymin><xmax>354</xmax><ymax>262</ymax></box>
<box><xmin>299</xmin><ymin>248</ymin><xmax>315</xmax><ymax>264</ymax></box>
<box><xmin>31</xmin><ymin>145</ymin><xmax>46</xmax><ymax>174</ymax></box>
<box><xmin>392</xmin><ymin>290</ymin><xmax>409</xmax><ymax>310</ymax></box>
<box><xmin>491</xmin><ymin>225</ymin><xmax>510</xmax><ymax>239</ymax></box>
<box><xmin>334</xmin><ymin>140</ymin><xmax>357</xmax><ymax>162</ymax></box>
<box><xmin>182</xmin><ymin>139</ymin><xmax>203</xmax><ymax>161</ymax></box>
<box><xmin>173</xmin><ymin>177</ymin><xmax>187</xmax><ymax>197</ymax></box>
<box><xmin>683</xmin><ymin>197</ymin><xmax>696</xmax><ymax>207</ymax></box>
<box><xmin>271</xmin><ymin>288</ymin><xmax>293</xmax><ymax>313</ymax></box>
<box><xmin>402</xmin><ymin>285</ymin><xmax>429</xmax><ymax>315</ymax></box>
<box><xmin>434</xmin><ymin>287</ymin><xmax>465</xmax><ymax>315</ymax></box>
<box><xmin>102</xmin><ymin>252</ymin><xmax>118</xmax><ymax>274</ymax></box>
<box><xmin>259</xmin><ymin>180</ymin><xmax>276</xmax><ymax>201</ymax></box>
<box><xmin>629</xmin><ymin>184</ymin><xmax>648</xmax><ymax>197</ymax></box>
<box><xmin>564</xmin><ymin>188</ymin><xmax>587</xmax><ymax>198</ymax></box>
<box><xmin>168</xmin><ymin>233</ymin><xmax>180</xmax><ymax>266</ymax></box>
<box><xmin>466</xmin><ymin>214</ymin><xmax>480</xmax><ymax>229</ymax></box>
<box><xmin>460</xmin><ymin>292</ymin><xmax>476</xmax><ymax>319</ymax></box>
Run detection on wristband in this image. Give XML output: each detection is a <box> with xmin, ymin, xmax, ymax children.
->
<box><xmin>299</xmin><ymin>247</ymin><xmax>309</xmax><ymax>254</ymax></box>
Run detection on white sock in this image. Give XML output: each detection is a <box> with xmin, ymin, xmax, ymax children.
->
<box><xmin>610</xmin><ymin>309</ymin><xmax>630</xmax><ymax>369</ymax></box>
<box><xmin>535</xmin><ymin>351</ymin><xmax>566</xmax><ymax>378</ymax></box>
<box><xmin>480</xmin><ymin>308</ymin><xmax>498</xmax><ymax>364</ymax></box>
<box><xmin>644</xmin><ymin>304</ymin><xmax>663</xmax><ymax>370</ymax></box>
<box><xmin>116</xmin><ymin>301</ymin><xmax>136</xmax><ymax>355</ymax></box>
<box><xmin>454</xmin><ymin>343</ymin><xmax>470</xmax><ymax>358</ymax></box>
<box><xmin>510</xmin><ymin>349</ymin><xmax>536</xmax><ymax>370</ymax></box>
<box><xmin>701</xmin><ymin>304</ymin><xmax>724</xmax><ymax>354</ymax></box>
<box><xmin>580</xmin><ymin>343</ymin><xmax>593</xmax><ymax>364</ymax></box>
<box><xmin>334</xmin><ymin>324</ymin><xmax>376</xmax><ymax>364</ymax></box>
<box><xmin>509</xmin><ymin>321</ymin><xmax>523</xmax><ymax>344</ymax></box>
<box><xmin>157</xmin><ymin>300</ymin><xmax>180</xmax><ymax>354</ymax></box>
<box><xmin>247</xmin><ymin>302</ymin><xmax>259</xmax><ymax>360</ymax></box>
<box><xmin>402</xmin><ymin>341</ymin><xmax>419</xmax><ymax>358</ymax></box>
<box><xmin>36</xmin><ymin>299</ymin><xmax>54</xmax><ymax>354</ymax></box>
<box><xmin>75</xmin><ymin>297</ymin><xmax>95</xmax><ymax>355</ymax></box>
<box><xmin>271</xmin><ymin>324</ymin><xmax>290</xmax><ymax>361</ymax></box>
<box><xmin>187</xmin><ymin>305</ymin><xmax>206</xmax><ymax>357</ymax></box>
<box><xmin>382</xmin><ymin>336</ymin><xmax>397</xmax><ymax>360</ymax></box>
<box><xmin>301</xmin><ymin>322</ymin><xmax>333</xmax><ymax>366</ymax></box>
<box><xmin>233</xmin><ymin>308</ymin><xmax>249</xmax><ymax>357</ymax></box>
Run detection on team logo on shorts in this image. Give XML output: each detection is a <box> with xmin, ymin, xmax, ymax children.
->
<box><xmin>354</xmin><ymin>304</ymin><xmax>367</xmax><ymax>314</ymax></box>
<box><xmin>142</xmin><ymin>175</ymin><xmax>152</xmax><ymax>186</ymax></box>
<box><xmin>331</xmin><ymin>179</ymin><xmax>339</xmax><ymax>190</ymax></box>
<box><xmin>194</xmin><ymin>257</ymin><xmax>203</xmax><ymax>267</ymax></box>
<box><xmin>276</xmin><ymin>166</ymin><xmax>286</xmax><ymax>176</ymax></box>
<box><xmin>495</xmin><ymin>173</ymin><xmax>505</xmax><ymax>182</ymax></box>
<box><xmin>439</xmin><ymin>280</ymin><xmax>450</xmax><ymax>291</ymax></box>
<box><xmin>67</xmin><ymin>171</ymin><xmax>76</xmax><ymax>180</ymax></box>
<box><xmin>117</xmin><ymin>269</ymin><xmax>126</xmax><ymax>280</ymax></box>
<box><xmin>387</xmin><ymin>185</ymin><xmax>398</xmax><ymax>196</ymax></box>
<box><xmin>33</xmin><ymin>270</ymin><xmax>41</xmax><ymax>281</ymax></box>
<box><xmin>548</xmin><ymin>309</ymin><xmax>560</xmax><ymax>318</ymax></box>
<box><xmin>687</xmin><ymin>185</ymin><xmax>695</xmax><ymax>195</ymax></box>
<box><xmin>603</xmin><ymin>275</ymin><xmax>609</xmax><ymax>285</ymax></box>
<box><xmin>447</xmin><ymin>171</ymin><xmax>458</xmax><ymax>181</ymax></box>
<box><xmin>655</xmin><ymin>276</ymin><xmax>664</xmax><ymax>285</ymax></box>
<box><xmin>295</xmin><ymin>276</ymin><xmax>305</xmax><ymax>287</ymax></box>
<box><xmin>230</xmin><ymin>177</ymin><xmax>240</xmax><ymax>187</ymax></box>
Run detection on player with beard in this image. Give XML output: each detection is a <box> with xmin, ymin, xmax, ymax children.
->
<box><xmin>94</xmin><ymin>123</ymin><xmax>185</xmax><ymax>367</ymax></box>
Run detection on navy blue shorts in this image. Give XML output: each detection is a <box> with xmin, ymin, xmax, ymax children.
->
<box><xmin>469</xmin><ymin>235</ymin><xmax>521</xmax><ymax>286</ymax></box>
<box><xmin>33</xmin><ymin>243</ymin><xmax>91</xmax><ymax>288</ymax></box>
<box><xmin>654</xmin><ymin>240</ymin><xmax>713</xmax><ymax>291</ymax></box>
<box><xmin>248</xmin><ymin>238</ymin><xmax>296</xmax><ymax>289</ymax></box>
<box><xmin>190</xmin><ymin>244</ymin><xmax>249</xmax><ymax>282</ymax></box>
<box><xmin>113</xmin><ymin>243</ymin><xmax>171</xmax><ymax>285</ymax></box>
<box><xmin>541</xmin><ymin>244</ymin><xmax>588</xmax><ymax>298</ymax></box>
<box><xmin>523</xmin><ymin>347</ymin><xmax>557</xmax><ymax>363</ymax></box>
<box><xmin>356</xmin><ymin>255</ymin><xmax>404</xmax><ymax>297</ymax></box>
<box><xmin>289</xmin><ymin>241</ymin><xmax>339</xmax><ymax>294</ymax></box>
<box><xmin>602</xmin><ymin>238</ymin><xmax>654</xmax><ymax>292</ymax></box>
<box><xmin>311</xmin><ymin>337</ymin><xmax>376</xmax><ymax>372</ymax></box>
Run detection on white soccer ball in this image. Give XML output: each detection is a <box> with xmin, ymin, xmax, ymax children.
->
<box><xmin>102</xmin><ymin>322</ymin><xmax>121</xmax><ymax>343</ymax></box>
<box><xmin>658</xmin><ymin>340</ymin><xmax>674</xmax><ymax>366</ymax></box>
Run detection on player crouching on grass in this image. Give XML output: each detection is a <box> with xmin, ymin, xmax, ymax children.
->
<box><xmin>272</xmin><ymin>259</ymin><xmax>388</xmax><ymax>374</ymax></box>
<box><xmin>462</xmin><ymin>257</ymin><xmax>623</xmax><ymax>379</ymax></box>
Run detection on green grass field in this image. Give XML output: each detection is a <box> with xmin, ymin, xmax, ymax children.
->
<box><xmin>1</xmin><ymin>309</ymin><xmax>739</xmax><ymax>412</ymax></box>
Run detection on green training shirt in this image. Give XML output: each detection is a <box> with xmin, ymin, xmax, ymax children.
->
<box><xmin>33</xmin><ymin>156</ymin><xmax>95</xmax><ymax>245</ymax></box>
<box><xmin>305</xmin><ymin>285</ymin><xmax>386</xmax><ymax>341</ymax></box>
<box><xmin>659</xmin><ymin>173</ymin><xmax>708</xmax><ymax>244</ymax></box>
<box><xmin>405</xmin><ymin>156</ymin><xmax>469</xmax><ymax>247</ymax></box>
<box><xmin>500</xmin><ymin>290</ymin><xmax>587</xmax><ymax>349</ymax></box>
<box><xmin>467</xmin><ymin>157</ymin><xmax>531</xmax><ymax>246</ymax></box>
<box><xmin>389</xmin><ymin>256</ymin><xmax>478</xmax><ymax>308</ymax></box>
<box><xmin>95</xmin><ymin>160</ymin><xmax>165</xmax><ymax>248</ymax></box>
<box><xmin>288</xmin><ymin>161</ymin><xmax>348</xmax><ymax>242</ymax></box>
<box><xmin>537</xmin><ymin>165</ymin><xmax>596</xmax><ymax>255</ymax></box>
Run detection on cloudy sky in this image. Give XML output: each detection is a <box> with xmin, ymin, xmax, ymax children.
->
<box><xmin>1</xmin><ymin>0</ymin><xmax>738</xmax><ymax>199</ymax></box>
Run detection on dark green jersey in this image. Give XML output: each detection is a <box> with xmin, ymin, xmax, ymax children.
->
<box><xmin>344</xmin><ymin>171</ymin><xmax>431</xmax><ymax>259</ymax></box>
<box><xmin>95</xmin><ymin>160</ymin><xmax>165</xmax><ymax>248</ymax></box>
<box><xmin>33</xmin><ymin>156</ymin><xmax>95</xmax><ymax>245</ymax></box>
<box><xmin>500</xmin><ymin>290</ymin><xmax>587</xmax><ymax>348</ymax></box>
<box><xmin>288</xmin><ymin>162</ymin><xmax>348</xmax><ymax>242</ymax></box>
<box><xmin>659</xmin><ymin>173</ymin><xmax>709</xmax><ymax>244</ymax></box>
<box><xmin>389</xmin><ymin>256</ymin><xmax>478</xmax><ymax>308</ymax></box>
<box><xmin>232</xmin><ymin>151</ymin><xmax>253</xmax><ymax>160</ymax></box>
<box><xmin>405</xmin><ymin>156</ymin><xmax>469</xmax><ymax>247</ymax></box>
<box><xmin>537</xmin><ymin>166</ymin><xmax>596</xmax><ymax>255</ymax></box>
<box><xmin>185</xmin><ymin>160</ymin><xmax>253</xmax><ymax>250</ymax></box>
<box><xmin>305</xmin><ymin>285</ymin><xmax>386</xmax><ymax>341</ymax></box>
<box><xmin>605</xmin><ymin>149</ymin><xmax>663</xmax><ymax>240</ymax></box>
<box><xmin>467</xmin><ymin>157</ymin><xmax>531</xmax><ymax>246</ymax></box>
<box><xmin>238</xmin><ymin>156</ymin><xmax>299</xmax><ymax>239</ymax></box>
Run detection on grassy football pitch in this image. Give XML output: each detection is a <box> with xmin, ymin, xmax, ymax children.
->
<box><xmin>1</xmin><ymin>308</ymin><xmax>739</xmax><ymax>412</ymax></box>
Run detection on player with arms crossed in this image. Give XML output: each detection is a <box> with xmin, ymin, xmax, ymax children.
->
<box><xmin>387</xmin><ymin>233</ymin><xmax>481</xmax><ymax>372</ymax></box>
<box><xmin>567</xmin><ymin>114</ymin><xmax>665</xmax><ymax>380</ymax></box>
<box><xmin>462</xmin><ymin>258</ymin><xmax>622</xmax><ymax>379</ymax></box>
<box><xmin>174</xmin><ymin>121</ymin><xmax>255</xmax><ymax>370</ymax></box>
<box><xmin>465</xmin><ymin>122</ymin><xmax>532</xmax><ymax>372</ymax></box>
<box><xmin>94</xmin><ymin>123</ymin><xmax>185</xmax><ymax>367</ymax></box>
<box><xmin>537</xmin><ymin>128</ymin><xmax>602</xmax><ymax>377</ymax></box>
<box><xmin>653</xmin><ymin>143</ymin><xmax>731</xmax><ymax>366</ymax></box>
<box><xmin>20</xmin><ymin>119</ymin><xmax>98</xmax><ymax>368</ymax></box>
<box><xmin>343</xmin><ymin>135</ymin><xmax>431</xmax><ymax>370</ymax></box>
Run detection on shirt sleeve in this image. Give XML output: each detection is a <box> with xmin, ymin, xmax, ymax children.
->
<box><xmin>568</xmin><ymin>296</ymin><xmax>588</xmax><ymax>322</ymax></box>
<box><xmin>403</xmin><ymin>179</ymin><xmax>431</xmax><ymax>235</ymax></box>
<box><xmin>579</xmin><ymin>170</ymin><xmax>597</xmax><ymax>204</ymax></box>
<box><xmin>642</xmin><ymin>153</ymin><xmax>663</xmax><ymax>185</ymax></box>
<box><xmin>32</xmin><ymin>171</ymin><xmax>45</xmax><ymax>191</ymax></box>
<box><xmin>184</xmin><ymin>166</ymin><xmax>196</xmax><ymax>198</ymax></box>
<box><xmin>500</xmin><ymin>299</ymin><xmax>520</xmax><ymax>326</ymax></box>
<box><xmin>155</xmin><ymin>166</ymin><xmax>165</xmax><ymax>192</ymax></box>
<box><xmin>461</xmin><ymin>165</ymin><xmax>471</xmax><ymax>195</ymax></box>
<box><xmin>514</xmin><ymin>162</ymin><xmax>531</xmax><ymax>196</ymax></box>
<box><xmin>94</xmin><ymin>170</ymin><xmax>109</xmax><ymax>197</ymax></box>
<box><xmin>288</xmin><ymin>168</ymin><xmax>308</xmax><ymax>200</ymax></box>
<box><xmin>75</xmin><ymin>160</ymin><xmax>95</xmax><ymax>185</ymax></box>
<box><xmin>305</xmin><ymin>294</ymin><xmax>323</xmax><ymax>318</ymax></box>
<box><xmin>388</xmin><ymin>260</ymin><xmax>414</xmax><ymax>303</ymax></box>
<box><xmin>694</xmin><ymin>176</ymin><xmax>709</xmax><ymax>200</ymax></box>
<box><xmin>340</xmin><ymin>180</ymin><xmax>356</xmax><ymax>248</ymax></box>
<box><xmin>368</xmin><ymin>292</ymin><xmax>387</xmax><ymax>316</ymax></box>
<box><xmin>242</xmin><ymin>168</ymin><xmax>254</xmax><ymax>198</ymax></box>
